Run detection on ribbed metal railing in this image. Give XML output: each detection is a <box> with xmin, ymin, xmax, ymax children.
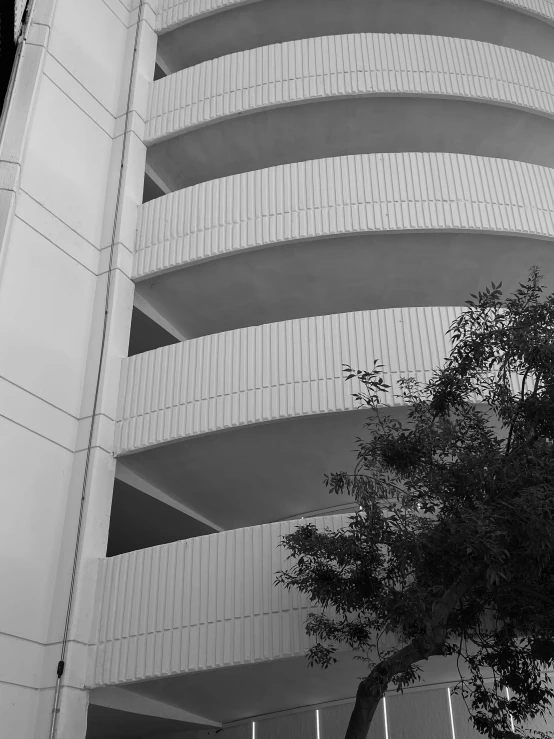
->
<box><xmin>156</xmin><ymin>0</ymin><xmax>554</xmax><ymax>34</ymax></box>
<box><xmin>91</xmin><ymin>514</ymin><xmax>350</xmax><ymax>686</ymax></box>
<box><xmin>115</xmin><ymin>306</ymin><xmax>461</xmax><ymax>455</ymax></box>
<box><xmin>135</xmin><ymin>153</ymin><xmax>554</xmax><ymax>280</ymax></box>
<box><xmin>147</xmin><ymin>34</ymin><xmax>554</xmax><ymax>143</ymax></box>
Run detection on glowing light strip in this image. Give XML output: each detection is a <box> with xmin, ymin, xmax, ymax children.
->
<box><xmin>252</xmin><ymin>721</ymin><xmax>256</xmax><ymax>739</ymax></box>
<box><xmin>383</xmin><ymin>696</ymin><xmax>390</xmax><ymax>739</ymax></box>
<box><xmin>506</xmin><ymin>688</ymin><xmax>516</xmax><ymax>732</ymax></box>
<box><xmin>447</xmin><ymin>688</ymin><xmax>457</xmax><ymax>739</ymax></box>
<box><xmin>316</xmin><ymin>709</ymin><xmax>321</xmax><ymax>739</ymax></box>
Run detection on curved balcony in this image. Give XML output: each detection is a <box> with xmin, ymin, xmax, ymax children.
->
<box><xmin>147</xmin><ymin>34</ymin><xmax>554</xmax><ymax>190</ymax></box>
<box><xmin>115</xmin><ymin>306</ymin><xmax>459</xmax><ymax>529</ymax></box>
<box><xmin>90</xmin><ymin>516</ymin><xmax>462</xmax><ymax>723</ymax></box>
<box><xmin>92</xmin><ymin>515</ymin><xmax>345</xmax><ymax>689</ymax></box>
<box><xmin>156</xmin><ymin>0</ymin><xmax>554</xmax><ymax>72</ymax></box>
<box><xmin>135</xmin><ymin>153</ymin><xmax>554</xmax><ymax>340</ymax></box>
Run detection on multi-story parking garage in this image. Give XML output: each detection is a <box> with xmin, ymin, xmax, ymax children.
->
<box><xmin>1</xmin><ymin>0</ymin><xmax>554</xmax><ymax>737</ymax></box>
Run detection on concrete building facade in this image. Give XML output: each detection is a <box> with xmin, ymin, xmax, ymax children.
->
<box><xmin>1</xmin><ymin>0</ymin><xmax>553</xmax><ymax>737</ymax></box>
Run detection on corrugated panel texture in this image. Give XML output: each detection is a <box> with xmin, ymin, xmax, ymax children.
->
<box><xmin>115</xmin><ymin>306</ymin><xmax>460</xmax><ymax>456</ymax></box>
<box><xmin>320</xmin><ymin>700</ymin><xmax>386</xmax><ymax>739</ymax></box>
<box><xmin>449</xmin><ymin>690</ymin><xmax>489</xmax><ymax>739</ymax></box>
<box><xmin>156</xmin><ymin>0</ymin><xmax>554</xmax><ymax>33</ymax></box>
<box><xmin>146</xmin><ymin>33</ymin><xmax>554</xmax><ymax>142</ymax></box>
<box><xmin>157</xmin><ymin>0</ymin><xmax>258</xmax><ymax>31</ymax></box>
<box><xmin>450</xmin><ymin>685</ymin><xmax>554</xmax><ymax>738</ymax></box>
<box><xmin>386</xmin><ymin>689</ymin><xmax>452</xmax><ymax>739</ymax></box>
<box><xmin>257</xmin><ymin>710</ymin><xmax>317</xmax><ymax>739</ymax></box>
<box><xmin>497</xmin><ymin>0</ymin><xmax>554</xmax><ymax>22</ymax></box>
<box><xmin>143</xmin><ymin>689</ymin><xmax>554</xmax><ymax>739</ymax></box>
<box><xmin>217</xmin><ymin>728</ymin><xmax>251</xmax><ymax>739</ymax></box>
<box><xmin>135</xmin><ymin>152</ymin><xmax>554</xmax><ymax>280</ymax></box>
<box><xmin>91</xmin><ymin>515</ymin><xmax>349</xmax><ymax>686</ymax></box>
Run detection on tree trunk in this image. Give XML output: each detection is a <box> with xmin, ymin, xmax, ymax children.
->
<box><xmin>344</xmin><ymin>638</ymin><xmax>431</xmax><ymax>739</ymax></box>
<box><xmin>342</xmin><ymin>571</ymin><xmax>478</xmax><ymax>739</ymax></box>
<box><xmin>344</xmin><ymin>675</ymin><xmax>386</xmax><ymax>739</ymax></box>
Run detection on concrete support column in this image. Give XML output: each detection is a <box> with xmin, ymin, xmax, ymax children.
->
<box><xmin>49</xmin><ymin>3</ymin><xmax>157</xmax><ymax>738</ymax></box>
<box><xmin>0</xmin><ymin>0</ymin><xmax>156</xmax><ymax>737</ymax></box>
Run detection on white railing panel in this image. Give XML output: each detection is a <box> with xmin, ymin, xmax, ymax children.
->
<box><xmin>147</xmin><ymin>34</ymin><xmax>554</xmax><ymax>142</ymax></box>
<box><xmin>135</xmin><ymin>153</ymin><xmax>554</xmax><ymax>280</ymax></box>
<box><xmin>92</xmin><ymin>515</ymin><xmax>349</xmax><ymax>686</ymax></box>
<box><xmin>115</xmin><ymin>306</ymin><xmax>461</xmax><ymax>455</ymax></box>
<box><xmin>156</xmin><ymin>0</ymin><xmax>554</xmax><ymax>34</ymax></box>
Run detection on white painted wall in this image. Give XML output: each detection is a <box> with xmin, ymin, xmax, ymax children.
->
<box><xmin>2</xmin><ymin>0</ymin><xmax>554</xmax><ymax>736</ymax></box>
<box><xmin>0</xmin><ymin>0</ymin><xmax>155</xmax><ymax>736</ymax></box>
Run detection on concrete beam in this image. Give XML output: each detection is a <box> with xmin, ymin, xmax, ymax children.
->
<box><xmin>145</xmin><ymin>162</ymin><xmax>172</xmax><ymax>196</ymax></box>
<box><xmin>155</xmin><ymin>53</ymin><xmax>173</xmax><ymax>78</ymax></box>
<box><xmin>115</xmin><ymin>462</ymin><xmax>223</xmax><ymax>532</ymax></box>
<box><xmin>134</xmin><ymin>291</ymin><xmax>188</xmax><ymax>342</ymax></box>
<box><xmin>282</xmin><ymin>501</ymin><xmax>358</xmax><ymax>521</ymax></box>
<box><xmin>89</xmin><ymin>686</ymin><xmax>221</xmax><ymax>729</ymax></box>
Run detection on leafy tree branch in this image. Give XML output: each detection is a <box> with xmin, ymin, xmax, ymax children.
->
<box><xmin>277</xmin><ymin>269</ymin><xmax>554</xmax><ymax>739</ymax></box>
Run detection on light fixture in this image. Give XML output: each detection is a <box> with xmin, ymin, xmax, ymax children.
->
<box><xmin>447</xmin><ymin>687</ymin><xmax>457</xmax><ymax>739</ymax></box>
<box><xmin>316</xmin><ymin>709</ymin><xmax>320</xmax><ymax>739</ymax></box>
<box><xmin>506</xmin><ymin>688</ymin><xmax>515</xmax><ymax>732</ymax></box>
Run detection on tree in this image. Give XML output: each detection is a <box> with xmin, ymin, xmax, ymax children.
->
<box><xmin>276</xmin><ymin>268</ymin><xmax>554</xmax><ymax>739</ymax></box>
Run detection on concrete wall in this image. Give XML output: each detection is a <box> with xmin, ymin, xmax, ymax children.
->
<box><xmin>0</xmin><ymin>0</ymin><xmax>155</xmax><ymax>736</ymax></box>
<box><xmin>2</xmin><ymin>0</ymin><xmax>554</xmax><ymax>736</ymax></box>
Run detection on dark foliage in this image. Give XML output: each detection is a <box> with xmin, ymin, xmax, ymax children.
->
<box><xmin>277</xmin><ymin>269</ymin><xmax>554</xmax><ymax>739</ymax></box>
